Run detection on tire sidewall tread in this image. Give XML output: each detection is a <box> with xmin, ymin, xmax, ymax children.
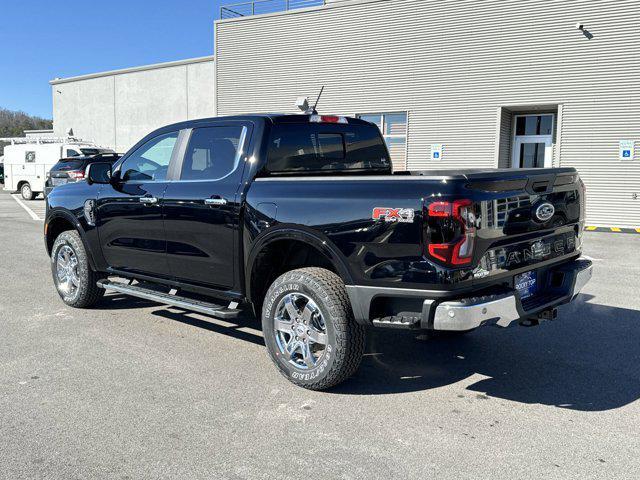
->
<box><xmin>21</xmin><ymin>183</ymin><xmax>35</xmax><ymax>200</ymax></box>
<box><xmin>51</xmin><ymin>230</ymin><xmax>103</xmax><ymax>308</ymax></box>
<box><xmin>262</xmin><ymin>267</ymin><xmax>365</xmax><ymax>390</ymax></box>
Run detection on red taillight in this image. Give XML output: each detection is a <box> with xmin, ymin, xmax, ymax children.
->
<box><xmin>428</xmin><ymin>243</ymin><xmax>455</xmax><ymax>263</ymax></box>
<box><xmin>309</xmin><ymin>115</ymin><xmax>348</xmax><ymax>124</ymax></box>
<box><xmin>426</xmin><ymin>199</ymin><xmax>476</xmax><ymax>266</ymax></box>
<box><xmin>428</xmin><ymin>201</ymin><xmax>452</xmax><ymax>217</ymax></box>
<box><xmin>68</xmin><ymin>170</ymin><xmax>85</xmax><ymax>180</ymax></box>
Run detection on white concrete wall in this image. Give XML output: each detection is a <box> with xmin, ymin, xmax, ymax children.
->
<box><xmin>51</xmin><ymin>57</ymin><xmax>215</xmax><ymax>152</ymax></box>
<box><xmin>187</xmin><ymin>60</ymin><xmax>216</xmax><ymax>120</ymax></box>
<box><xmin>53</xmin><ymin>75</ymin><xmax>116</xmax><ymax>148</ymax></box>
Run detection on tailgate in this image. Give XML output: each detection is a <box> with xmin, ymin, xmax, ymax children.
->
<box><xmin>422</xmin><ymin>167</ymin><xmax>585</xmax><ymax>285</ymax></box>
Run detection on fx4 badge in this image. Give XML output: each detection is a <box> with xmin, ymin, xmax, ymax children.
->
<box><xmin>372</xmin><ymin>207</ymin><xmax>415</xmax><ymax>223</ymax></box>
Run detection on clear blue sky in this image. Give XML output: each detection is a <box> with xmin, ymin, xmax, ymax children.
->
<box><xmin>0</xmin><ymin>0</ymin><xmax>227</xmax><ymax>119</ymax></box>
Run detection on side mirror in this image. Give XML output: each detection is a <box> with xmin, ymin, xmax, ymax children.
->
<box><xmin>86</xmin><ymin>162</ymin><xmax>113</xmax><ymax>185</ymax></box>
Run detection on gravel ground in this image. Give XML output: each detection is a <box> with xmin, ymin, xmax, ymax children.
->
<box><xmin>1</xmin><ymin>189</ymin><xmax>639</xmax><ymax>479</ymax></box>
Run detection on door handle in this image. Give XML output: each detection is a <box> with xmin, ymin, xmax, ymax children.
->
<box><xmin>204</xmin><ymin>197</ymin><xmax>227</xmax><ymax>206</ymax></box>
<box><xmin>139</xmin><ymin>196</ymin><xmax>158</xmax><ymax>204</ymax></box>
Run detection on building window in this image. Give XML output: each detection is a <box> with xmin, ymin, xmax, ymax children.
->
<box><xmin>511</xmin><ymin>114</ymin><xmax>555</xmax><ymax>169</ymax></box>
<box><xmin>357</xmin><ymin>112</ymin><xmax>407</xmax><ymax>171</ymax></box>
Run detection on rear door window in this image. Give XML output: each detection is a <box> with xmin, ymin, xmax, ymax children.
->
<box><xmin>180</xmin><ymin>125</ymin><xmax>246</xmax><ymax>181</ymax></box>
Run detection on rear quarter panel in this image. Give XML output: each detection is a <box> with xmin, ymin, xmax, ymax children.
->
<box><xmin>244</xmin><ymin>175</ymin><xmax>469</xmax><ymax>291</ymax></box>
<box><xmin>244</xmin><ymin>170</ymin><xmax>584</xmax><ymax>294</ymax></box>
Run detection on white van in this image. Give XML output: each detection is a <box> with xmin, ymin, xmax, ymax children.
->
<box><xmin>3</xmin><ymin>140</ymin><xmax>108</xmax><ymax>200</ymax></box>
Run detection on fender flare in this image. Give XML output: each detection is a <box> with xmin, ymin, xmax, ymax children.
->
<box><xmin>245</xmin><ymin>226</ymin><xmax>354</xmax><ymax>304</ymax></box>
<box><xmin>46</xmin><ymin>209</ymin><xmax>99</xmax><ymax>272</ymax></box>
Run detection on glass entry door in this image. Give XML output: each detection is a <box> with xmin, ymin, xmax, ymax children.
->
<box><xmin>511</xmin><ymin>114</ymin><xmax>554</xmax><ymax>168</ymax></box>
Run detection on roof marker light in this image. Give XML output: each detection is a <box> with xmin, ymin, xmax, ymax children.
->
<box><xmin>310</xmin><ymin>115</ymin><xmax>348</xmax><ymax>124</ymax></box>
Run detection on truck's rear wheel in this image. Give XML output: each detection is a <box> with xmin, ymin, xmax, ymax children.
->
<box><xmin>51</xmin><ymin>230</ymin><xmax>104</xmax><ymax>308</ymax></box>
<box><xmin>21</xmin><ymin>182</ymin><xmax>36</xmax><ymax>200</ymax></box>
<box><xmin>262</xmin><ymin>267</ymin><xmax>365</xmax><ymax>390</ymax></box>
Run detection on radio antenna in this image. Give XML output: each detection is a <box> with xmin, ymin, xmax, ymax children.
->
<box><xmin>311</xmin><ymin>86</ymin><xmax>325</xmax><ymax>114</ymax></box>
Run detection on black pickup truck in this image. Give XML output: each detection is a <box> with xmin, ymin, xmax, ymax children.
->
<box><xmin>44</xmin><ymin>114</ymin><xmax>593</xmax><ymax>390</ymax></box>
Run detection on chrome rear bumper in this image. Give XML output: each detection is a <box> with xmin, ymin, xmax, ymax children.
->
<box><xmin>433</xmin><ymin>258</ymin><xmax>593</xmax><ymax>331</ymax></box>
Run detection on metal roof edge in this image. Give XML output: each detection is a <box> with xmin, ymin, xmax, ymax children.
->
<box><xmin>50</xmin><ymin>55</ymin><xmax>215</xmax><ymax>85</ymax></box>
<box><xmin>215</xmin><ymin>0</ymin><xmax>385</xmax><ymax>25</ymax></box>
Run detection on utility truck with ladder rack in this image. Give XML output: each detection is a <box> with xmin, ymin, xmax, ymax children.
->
<box><xmin>2</xmin><ymin>136</ymin><xmax>110</xmax><ymax>200</ymax></box>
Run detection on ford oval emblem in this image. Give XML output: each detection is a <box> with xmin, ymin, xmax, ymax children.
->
<box><xmin>535</xmin><ymin>202</ymin><xmax>555</xmax><ymax>222</ymax></box>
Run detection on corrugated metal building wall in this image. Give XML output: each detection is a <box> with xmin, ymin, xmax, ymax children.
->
<box><xmin>215</xmin><ymin>0</ymin><xmax>640</xmax><ymax>227</ymax></box>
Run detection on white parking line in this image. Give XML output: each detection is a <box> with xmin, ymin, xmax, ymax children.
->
<box><xmin>11</xmin><ymin>194</ymin><xmax>43</xmax><ymax>221</ymax></box>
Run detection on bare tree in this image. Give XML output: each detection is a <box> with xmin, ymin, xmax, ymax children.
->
<box><xmin>0</xmin><ymin>108</ymin><xmax>53</xmax><ymax>155</ymax></box>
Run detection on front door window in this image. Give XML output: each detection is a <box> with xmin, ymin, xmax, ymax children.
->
<box><xmin>118</xmin><ymin>132</ymin><xmax>178</xmax><ymax>182</ymax></box>
<box><xmin>511</xmin><ymin>114</ymin><xmax>554</xmax><ymax>168</ymax></box>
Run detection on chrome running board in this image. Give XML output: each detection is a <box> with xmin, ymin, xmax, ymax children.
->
<box><xmin>97</xmin><ymin>280</ymin><xmax>242</xmax><ymax>319</ymax></box>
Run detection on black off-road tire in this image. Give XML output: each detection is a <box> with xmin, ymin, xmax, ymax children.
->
<box><xmin>51</xmin><ymin>230</ymin><xmax>104</xmax><ymax>308</ymax></box>
<box><xmin>21</xmin><ymin>182</ymin><xmax>36</xmax><ymax>200</ymax></box>
<box><xmin>262</xmin><ymin>267</ymin><xmax>366</xmax><ymax>390</ymax></box>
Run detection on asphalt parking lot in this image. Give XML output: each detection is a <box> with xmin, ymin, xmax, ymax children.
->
<box><xmin>1</xmin><ymin>189</ymin><xmax>639</xmax><ymax>479</ymax></box>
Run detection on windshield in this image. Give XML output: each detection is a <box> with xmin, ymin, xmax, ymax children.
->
<box><xmin>266</xmin><ymin>123</ymin><xmax>391</xmax><ymax>174</ymax></box>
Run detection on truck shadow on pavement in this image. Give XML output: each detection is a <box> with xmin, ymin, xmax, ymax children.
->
<box><xmin>335</xmin><ymin>293</ymin><xmax>640</xmax><ymax>411</ymax></box>
<box><xmin>98</xmin><ymin>293</ymin><xmax>639</xmax><ymax>411</ymax></box>
<box><xmin>98</xmin><ymin>294</ymin><xmax>266</xmax><ymax>347</ymax></box>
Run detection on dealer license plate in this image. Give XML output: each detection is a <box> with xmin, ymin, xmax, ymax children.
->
<box><xmin>514</xmin><ymin>270</ymin><xmax>537</xmax><ymax>299</ymax></box>
<box><xmin>52</xmin><ymin>178</ymin><xmax>67</xmax><ymax>186</ymax></box>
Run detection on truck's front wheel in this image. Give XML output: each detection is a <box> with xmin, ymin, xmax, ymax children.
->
<box><xmin>51</xmin><ymin>230</ymin><xmax>104</xmax><ymax>308</ymax></box>
<box><xmin>262</xmin><ymin>267</ymin><xmax>365</xmax><ymax>390</ymax></box>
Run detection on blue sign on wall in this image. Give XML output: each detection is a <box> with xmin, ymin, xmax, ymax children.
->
<box><xmin>431</xmin><ymin>144</ymin><xmax>443</xmax><ymax>161</ymax></box>
<box><xmin>619</xmin><ymin>140</ymin><xmax>635</xmax><ymax>161</ymax></box>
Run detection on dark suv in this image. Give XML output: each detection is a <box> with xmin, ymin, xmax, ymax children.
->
<box><xmin>45</xmin><ymin>152</ymin><xmax>120</xmax><ymax>197</ymax></box>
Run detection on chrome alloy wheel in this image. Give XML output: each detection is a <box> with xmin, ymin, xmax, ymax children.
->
<box><xmin>274</xmin><ymin>293</ymin><xmax>328</xmax><ymax>369</ymax></box>
<box><xmin>55</xmin><ymin>245</ymin><xmax>80</xmax><ymax>296</ymax></box>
